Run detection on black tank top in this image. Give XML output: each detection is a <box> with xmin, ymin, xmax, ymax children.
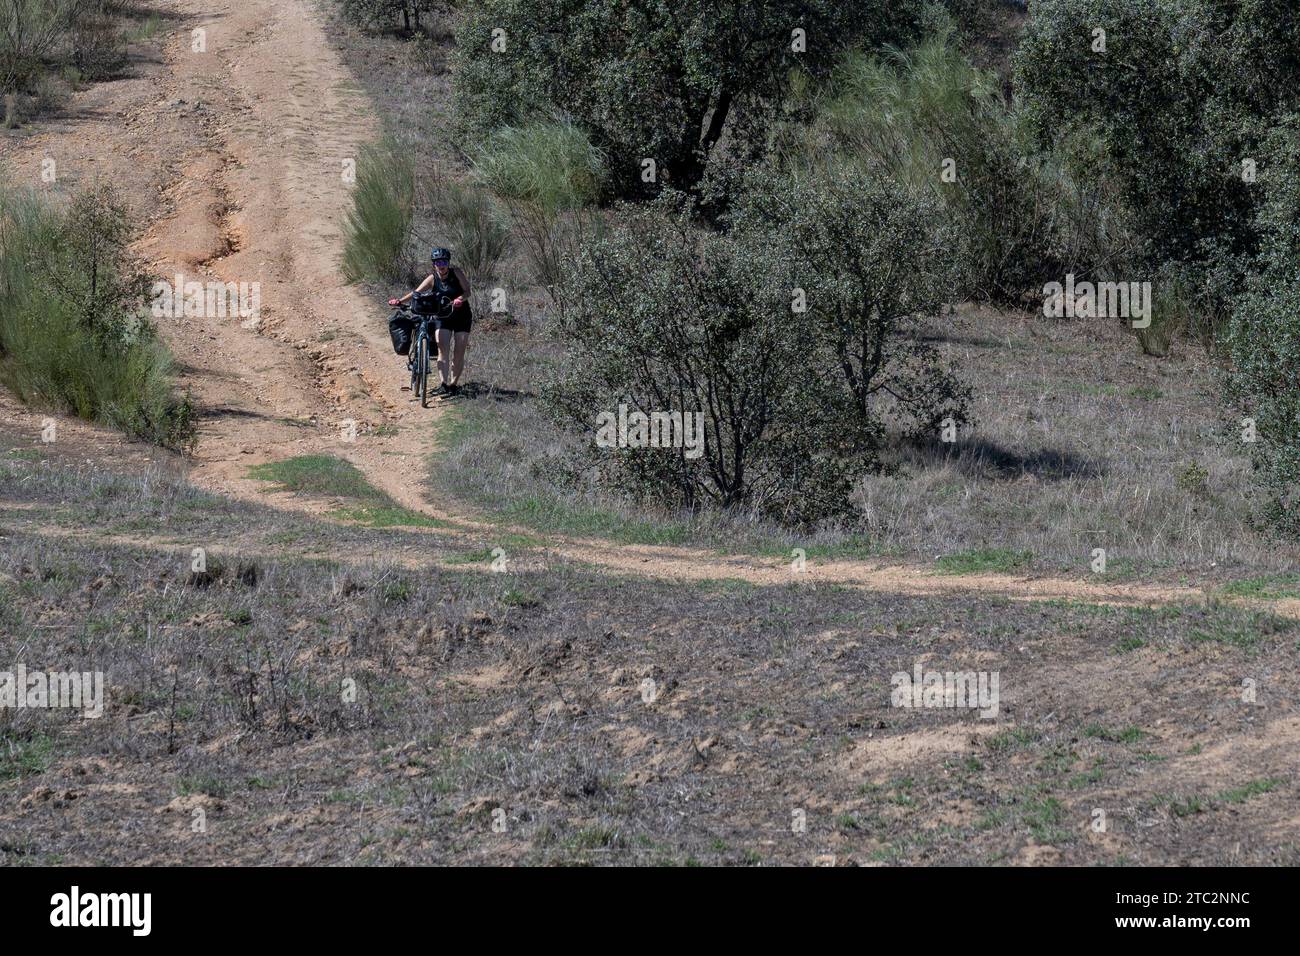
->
<box><xmin>432</xmin><ymin>268</ymin><xmax>466</xmax><ymax>302</ymax></box>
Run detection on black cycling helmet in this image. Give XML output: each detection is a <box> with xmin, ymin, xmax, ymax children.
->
<box><xmin>430</xmin><ymin>247</ymin><xmax>452</xmax><ymax>263</ymax></box>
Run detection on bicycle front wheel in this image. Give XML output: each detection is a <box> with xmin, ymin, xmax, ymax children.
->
<box><xmin>416</xmin><ymin>334</ymin><xmax>430</xmax><ymax>407</ymax></box>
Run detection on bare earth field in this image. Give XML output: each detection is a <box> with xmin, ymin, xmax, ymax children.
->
<box><xmin>1</xmin><ymin>0</ymin><xmax>1297</xmax><ymax>866</ymax></box>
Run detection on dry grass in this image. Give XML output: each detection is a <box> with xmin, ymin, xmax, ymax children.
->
<box><xmin>2</xmin><ymin>446</ymin><xmax>1297</xmax><ymax>866</ymax></box>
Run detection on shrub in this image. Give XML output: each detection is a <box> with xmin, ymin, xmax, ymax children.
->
<box><xmin>544</xmin><ymin>195</ymin><xmax>863</xmax><ymax>525</ymax></box>
<box><xmin>545</xmin><ymin>170</ymin><xmax>968</xmax><ymax>526</ymax></box>
<box><xmin>1221</xmin><ymin>112</ymin><xmax>1300</xmax><ymax>535</ymax></box>
<box><xmin>342</xmin><ymin>136</ymin><xmax>416</xmax><ymax>284</ymax></box>
<box><xmin>0</xmin><ymin>0</ymin><xmax>69</xmax><ymax>93</ymax></box>
<box><xmin>338</xmin><ymin>0</ymin><xmax>442</xmax><ymax>32</ymax></box>
<box><xmin>732</xmin><ymin>167</ymin><xmax>971</xmax><ymax>442</ymax></box>
<box><xmin>789</xmin><ymin>35</ymin><xmax>1135</xmax><ymax>302</ymax></box>
<box><xmin>452</xmin><ymin>0</ymin><xmax>928</xmax><ymax>198</ymax></box>
<box><xmin>1016</xmin><ymin>0</ymin><xmax>1300</xmax><ymax>321</ymax></box>
<box><xmin>1222</xmin><ymin>268</ymin><xmax>1300</xmax><ymax>535</ymax></box>
<box><xmin>471</xmin><ymin>119</ymin><xmax>604</xmax><ymax>300</ymax></box>
<box><xmin>0</xmin><ymin>183</ymin><xmax>195</xmax><ymax>450</ymax></box>
<box><xmin>1</xmin><ymin>1</ymin><xmax>128</xmax><ymax>112</ymax></box>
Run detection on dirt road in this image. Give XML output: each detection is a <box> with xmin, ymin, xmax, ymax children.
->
<box><xmin>0</xmin><ymin>0</ymin><xmax>1285</xmax><ymax>616</ymax></box>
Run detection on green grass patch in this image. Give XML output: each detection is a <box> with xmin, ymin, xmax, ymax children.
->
<box><xmin>1082</xmin><ymin>724</ymin><xmax>1147</xmax><ymax>744</ymax></box>
<box><xmin>176</xmin><ymin>775</ymin><xmax>231</xmax><ymax>799</ymax></box>
<box><xmin>1189</xmin><ymin>609</ymin><xmax>1294</xmax><ymax>648</ymax></box>
<box><xmin>934</xmin><ymin>548</ymin><xmax>1033</xmax><ymax>575</ymax></box>
<box><xmin>1215</xmin><ymin>777</ymin><xmax>1283</xmax><ymax>805</ymax></box>
<box><xmin>1023</xmin><ymin>796</ymin><xmax>1070</xmax><ymax>843</ymax></box>
<box><xmin>0</xmin><ymin>732</ymin><xmax>55</xmax><ymax>780</ymax></box>
<box><xmin>331</xmin><ymin>505</ymin><xmax>447</xmax><ymax>528</ymax></box>
<box><xmin>501</xmin><ymin>588</ymin><xmax>542</xmax><ymax>609</ymax></box>
<box><xmin>1111</xmin><ymin>634</ymin><xmax>1147</xmax><ymax>654</ymax></box>
<box><xmin>986</xmin><ymin>727</ymin><xmax>1042</xmax><ymax>753</ymax></box>
<box><xmin>249</xmin><ymin>456</ymin><xmax>448</xmax><ymax>529</ymax></box>
<box><xmin>249</xmin><ymin>455</ymin><xmax>382</xmax><ymax>500</ymax></box>
<box><xmin>444</xmin><ymin>546</ymin><xmax>495</xmax><ymax>565</ymax></box>
<box><xmin>1220</xmin><ymin>575</ymin><xmax>1300</xmax><ymax>601</ymax></box>
<box><xmin>1129</xmin><ymin>385</ymin><xmax>1162</xmax><ymax>401</ymax></box>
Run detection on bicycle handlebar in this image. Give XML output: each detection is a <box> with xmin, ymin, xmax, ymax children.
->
<box><xmin>392</xmin><ymin>299</ymin><xmax>455</xmax><ymax>320</ymax></box>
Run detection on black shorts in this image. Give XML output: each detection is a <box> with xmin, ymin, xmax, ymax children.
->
<box><xmin>438</xmin><ymin>307</ymin><xmax>473</xmax><ymax>335</ymax></box>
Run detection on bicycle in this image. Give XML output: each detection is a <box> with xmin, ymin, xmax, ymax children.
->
<box><xmin>393</xmin><ymin>294</ymin><xmax>454</xmax><ymax>407</ymax></box>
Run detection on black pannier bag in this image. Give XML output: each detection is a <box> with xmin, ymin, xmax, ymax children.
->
<box><xmin>389</xmin><ymin>311</ymin><xmax>415</xmax><ymax>355</ymax></box>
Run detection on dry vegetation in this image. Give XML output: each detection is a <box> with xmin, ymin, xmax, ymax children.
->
<box><xmin>2</xmin><ymin>437</ymin><xmax>1297</xmax><ymax>865</ymax></box>
<box><xmin>0</xmin><ymin>1</ymin><xmax>1296</xmax><ymax>869</ymax></box>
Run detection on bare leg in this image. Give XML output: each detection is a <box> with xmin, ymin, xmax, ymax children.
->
<box><xmin>451</xmin><ymin>332</ymin><xmax>470</xmax><ymax>385</ymax></box>
<box><xmin>436</xmin><ymin>328</ymin><xmax>452</xmax><ymax>385</ymax></box>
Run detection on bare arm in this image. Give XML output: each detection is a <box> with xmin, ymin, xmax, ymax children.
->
<box><xmin>396</xmin><ymin>275</ymin><xmax>435</xmax><ymax>304</ymax></box>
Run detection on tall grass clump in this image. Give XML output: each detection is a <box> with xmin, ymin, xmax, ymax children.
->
<box><xmin>342</xmin><ymin>136</ymin><xmax>416</xmax><ymax>284</ymax></box>
<box><xmin>0</xmin><ymin>183</ymin><xmax>195</xmax><ymax>450</ymax></box>
<box><xmin>426</xmin><ymin>179</ymin><xmax>511</xmax><ymax>289</ymax></box>
<box><xmin>471</xmin><ymin>118</ymin><xmax>604</xmax><ymax>302</ymax></box>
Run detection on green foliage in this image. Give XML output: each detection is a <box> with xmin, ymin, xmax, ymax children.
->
<box><xmin>545</xmin><ymin>194</ymin><xmax>861</xmax><ymax>524</ymax></box>
<box><xmin>1016</xmin><ymin>0</ymin><xmax>1300</xmax><ymax>322</ymax></box>
<box><xmin>0</xmin><ymin>183</ymin><xmax>195</xmax><ymax>450</ymax></box>
<box><xmin>544</xmin><ymin>170</ymin><xmax>967</xmax><ymax>525</ymax></box>
<box><xmin>471</xmin><ymin>119</ymin><xmax>604</xmax><ymax>298</ymax></box>
<box><xmin>472</xmin><ymin>120</ymin><xmax>604</xmax><ymax>215</ymax></box>
<box><xmin>338</xmin><ymin>0</ymin><xmax>441</xmax><ymax>31</ymax></box>
<box><xmin>1223</xmin><ymin>268</ymin><xmax>1300</xmax><ymax>534</ymax></box>
<box><xmin>786</xmin><ymin>34</ymin><xmax>1135</xmax><ymax>302</ymax></box>
<box><xmin>732</xmin><ymin>166</ymin><xmax>970</xmax><ymax>439</ymax></box>
<box><xmin>452</xmin><ymin>0</ymin><xmax>928</xmax><ymax>197</ymax></box>
<box><xmin>342</xmin><ymin>136</ymin><xmax>416</xmax><ymax>284</ymax></box>
<box><xmin>1</xmin><ymin>0</ymin><xmax>129</xmax><ymax>119</ymax></box>
<box><xmin>1222</xmin><ymin>113</ymin><xmax>1300</xmax><ymax>536</ymax></box>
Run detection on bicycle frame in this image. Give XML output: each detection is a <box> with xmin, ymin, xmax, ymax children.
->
<box><xmin>397</xmin><ymin>300</ymin><xmax>454</xmax><ymax>407</ymax></box>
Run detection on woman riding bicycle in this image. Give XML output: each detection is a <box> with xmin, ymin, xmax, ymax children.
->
<box><xmin>389</xmin><ymin>247</ymin><xmax>473</xmax><ymax>397</ymax></box>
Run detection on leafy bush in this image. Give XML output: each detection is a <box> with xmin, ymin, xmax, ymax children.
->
<box><xmin>545</xmin><ymin>171</ymin><xmax>967</xmax><ymax>525</ymax></box>
<box><xmin>545</xmin><ymin>195</ymin><xmax>858</xmax><ymax>524</ymax></box>
<box><xmin>1222</xmin><ymin>268</ymin><xmax>1300</xmax><ymax>535</ymax></box>
<box><xmin>452</xmin><ymin>0</ymin><xmax>928</xmax><ymax>197</ymax></box>
<box><xmin>1</xmin><ymin>0</ymin><xmax>129</xmax><ymax>118</ymax></box>
<box><xmin>0</xmin><ymin>183</ymin><xmax>195</xmax><ymax>450</ymax></box>
<box><xmin>788</xmin><ymin>35</ymin><xmax>1135</xmax><ymax>302</ymax></box>
<box><xmin>1016</xmin><ymin>0</ymin><xmax>1300</xmax><ymax>321</ymax></box>
<box><xmin>0</xmin><ymin>0</ymin><xmax>71</xmax><ymax>93</ymax></box>
<box><xmin>338</xmin><ymin>0</ymin><xmax>442</xmax><ymax>32</ymax></box>
<box><xmin>342</xmin><ymin>136</ymin><xmax>416</xmax><ymax>284</ymax></box>
<box><xmin>1221</xmin><ymin>112</ymin><xmax>1300</xmax><ymax>534</ymax></box>
<box><xmin>732</xmin><ymin>167</ymin><xmax>971</xmax><ymax>440</ymax></box>
<box><xmin>471</xmin><ymin>119</ymin><xmax>604</xmax><ymax>300</ymax></box>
